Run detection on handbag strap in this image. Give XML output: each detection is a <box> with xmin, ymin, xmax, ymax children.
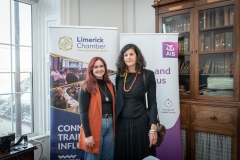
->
<box><xmin>142</xmin><ymin>70</ymin><xmax>160</xmax><ymax>122</ymax></box>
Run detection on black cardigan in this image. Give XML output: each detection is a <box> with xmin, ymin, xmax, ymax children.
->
<box><xmin>115</xmin><ymin>69</ymin><xmax>158</xmax><ymax>125</ymax></box>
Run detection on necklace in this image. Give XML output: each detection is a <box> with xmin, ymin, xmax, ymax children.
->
<box><xmin>123</xmin><ymin>73</ymin><xmax>138</xmax><ymax>92</ymax></box>
<box><xmin>97</xmin><ymin>83</ymin><xmax>109</xmax><ymax>101</ymax></box>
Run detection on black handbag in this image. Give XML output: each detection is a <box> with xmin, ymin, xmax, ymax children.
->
<box><xmin>143</xmin><ymin>70</ymin><xmax>166</xmax><ymax>147</ymax></box>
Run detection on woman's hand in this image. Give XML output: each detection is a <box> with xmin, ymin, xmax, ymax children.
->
<box><xmin>149</xmin><ymin>124</ymin><xmax>158</xmax><ymax>147</ymax></box>
<box><xmin>85</xmin><ymin>136</ymin><xmax>95</xmax><ymax>148</ymax></box>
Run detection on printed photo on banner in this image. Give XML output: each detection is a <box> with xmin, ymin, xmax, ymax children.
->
<box><xmin>50</xmin><ymin>53</ymin><xmax>116</xmax><ymax>114</ymax></box>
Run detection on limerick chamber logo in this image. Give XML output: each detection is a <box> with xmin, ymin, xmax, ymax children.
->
<box><xmin>58</xmin><ymin>36</ymin><xmax>73</xmax><ymax>51</ymax></box>
<box><xmin>162</xmin><ymin>42</ymin><xmax>178</xmax><ymax>58</ymax></box>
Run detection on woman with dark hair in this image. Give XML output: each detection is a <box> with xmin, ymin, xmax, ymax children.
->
<box><xmin>77</xmin><ymin>57</ymin><xmax>115</xmax><ymax>160</ymax></box>
<box><xmin>115</xmin><ymin>44</ymin><xmax>158</xmax><ymax>159</ymax></box>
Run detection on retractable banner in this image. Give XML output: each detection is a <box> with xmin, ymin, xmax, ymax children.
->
<box><xmin>120</xmin><ymin>33</ymin><xmax>182</xmax><ymax>160</ymax></box>
<box><xmin>49</xmin><ymin>26</ymin><xmax>118</xmax><ymax>160</ymax></box>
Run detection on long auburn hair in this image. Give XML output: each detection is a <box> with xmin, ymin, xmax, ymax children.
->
<box><xmin>116</xmin><ymin>43</ymin><xmax>146</xmax><ymax>76</ymax></box>
<box><xmin>81</xmin><ymin>57</ymin><xmax>111</xmax><ymax>94</ymax></box>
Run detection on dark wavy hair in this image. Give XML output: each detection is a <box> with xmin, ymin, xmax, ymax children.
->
<box><xmin>116</xmin><ymin>44</ymin><xmax>146</xmax><ymax>75</ymax></box>
<box><xmin>82</xmin><ymin>57</ymin><xmax>111</xmax><ymax>94</ymax></box>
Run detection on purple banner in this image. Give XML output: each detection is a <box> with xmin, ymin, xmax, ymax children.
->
<box><xmin>156</xmin><ymin>116</ymin><xmax>182</xmax><ymax>160</ymax></box>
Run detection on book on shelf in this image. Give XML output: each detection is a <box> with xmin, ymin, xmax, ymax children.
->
<box><xmin>183</xmin><ymin>18</ymin><xmax>187</xmax><ymax>31</ymax></box>
<box><xmin>184</xmin><ymin>37</ymin><xmax>189</xmax><ymax>52</ymax></box>
<box><xmin>210</xmin><ymin>59</ymin><xmax>215</xmax><ymax>74</ymax></box>
<box><xmin>203</xmin><ymin>11</ymin><xmax>207</xmax><ymax>29</ymax></box>
<box><xmin>170</xmin><ymin>22</ymin><xmax>178</xmax><ymax>33</ymax></box>
<box><xmin>177</xmin><ymin>23</ymin><xmax>180</xmax><ymax>32</ymax></box>
<box><xmin>223</xmin><ymin>58</ymin><xmax>227</xmax><ymax>74</ymax></box>
<box><xmin>181</xmin><ymin>61</ymin><xmax>187</xmax><ymax>74</ymax></box>
<box><xmin>220</xmin><ymin>58</ymin><xmax>224</xmax><ymax>74</ymax></box>
<box><xmin>211</xmin><ymin>10</ymin><xmax>215</xmax><ymax>27</ymax></box>
<box><xmin>179</xmin><ymin>60</ymin><xmax>185</xmax><ymax>74</ymax></box>
<box><xmin>178</xmin><ymin>40</ymin><xmax>185</xmax><ymax>53</ymax></box>
<box><xmin>181</xmin><ymin>40</ymin><xmax>184</xmax><ymax>52</ymax></box>
<box><xmin>214</xmin><ymin>58</ymin><xmax>218</xmax><ymax>74</ymax></box>
<box><xmin>214</xmin><ymin>33</ymin><xmax>225</xmax><ymax>50</ymax></box>
<box><xmin>219</xmin><ymin>9</ymin><xmax>224</xmax><ymax>26</ymax></box>
<box><xmin>202</xmin><ymin>11</ymin><xmax>211</xmax><ymax>28</ymax></box>
<box><xmin>178</xmin><ymin>39</ymin><xmax>184</xmax><ymax>53</ymax></box>
<box><xmin>224</xmin><ymin>7</ymin><xmax>229</xmax><ymax>26</ymax></box>
<box><xmin>178</xmin><ymin>59</ymin><xmax>182</xmax><ymax>71</ymax></box>
<box><xmin>206</xmin><ymin>59</ymin><xmax>212</xmax><ymax>74</ymax></box>
<box><xmin>199</xmin><ymin>15</ymin><xmax>203</xmax><ymax>29</ymax></box>
<box><xmin>214</xmin><ymin>33</ymin><xmax>221</xmax><ymax>50</ymax></box>
<box><xmin>203</xmin><ymin>59</ymin><xmax>211</xmax><ymax>74</ymax></box>
<box><xmin>220</xmin><ymin>32</ymin><xmax>226</xmax><ymax>50</ymax></box>
<box><xmin>181</xmin><ymin>61</ymin><xmax>190</xmax><ymax>74</ymax></box>
<box><xmin>224</xmin><ymin>57</ymin><xmax>229</xmax><ymax>74</ymax></box>
<box><xmin>199</xmin><ymin>65</ymin><xmax>204</xmax><ymax>74</ymax></box>
<box><xmin>186</xmin><ymin>18</ymin><xmax>190</xmax><ymax>31</ymax></box>
<box><xmin>215</xmin><ymin>8</ymin><xmax>220</xmax><ymax>27</ymax></box>
<box><xmin>200</xmin><ymin>34</ymin><xmax>204</xmax><ymax>51</ymax></box>
<box><xmin>203</xmin><ymin>59</ymin><xmax>208</xmax><ymax>74</ymax></box>
<box><xmin>185</xmin><ymin>61</ymin><xmax>190</xmax><ymax>74</ymax></box>
<box><xmin>225</xmin><ymin>32</ymin><xmax>233</xmax><ymax>50</ymax></box>
<box><xmin>229</xmin><ymin>6</ymin><xmax>234</xmax><ymax>25</ymax></box>
<box><xmin>210</xmin><ymin>31</ymin><xmax>215</xmax><ymax>50</ymax></box>
<box><xmin>217</xmin><ymin>58</ymin><xmax>221</xmax><ymax>74</ymax></box>
<box><xmin>229</xmin><ymin>55</ymin><xmax>234</xmax><ymax>74</ymax></box>
<box><xmin>177</xmin><ymin>21</ymin><xmax>182</xmax><ymax>32</ymax></box>
<box><xmin>206</xmin><ymin>10</ymin><xmax>211</xmax><ymax>28</ymax></box>
<box><xmin>204</xmin><ymin>34</ymin><xmax>211</xmax><ymax>51</ymax></box>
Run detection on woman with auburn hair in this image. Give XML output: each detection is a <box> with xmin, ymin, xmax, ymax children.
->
<box><xmin>77</xmin><ymin>57</ymin><xmax>115</xmax><ymax>160</ymax></box>
<box><xmin>115</xmin><ymin>44</ymin><xmax>158</xmax><ymax>160</ymax></box>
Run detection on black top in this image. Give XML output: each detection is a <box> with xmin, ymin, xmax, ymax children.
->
<box><xmin>79</xmin><ymin>79</ymin><xmax>112</xmax><ymax>137</ymax></box>
<box><xmin>115</xmin><ymin>69</ymin><xmax>158</xmax><ymax>125</ymax></box>
<box><xmin>121</xmin><ymin>73</ymin><xmax>146</xmax><ymax>118</ymax></box>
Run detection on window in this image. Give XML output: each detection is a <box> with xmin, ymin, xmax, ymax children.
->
<box><xmin>0</xmin><ymin>0</ymin><xmax>33</xmax><ymax>136</ymax></box>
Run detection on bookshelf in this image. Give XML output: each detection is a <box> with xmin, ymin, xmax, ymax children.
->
<box><xmin>152</xmin><ymin>0</ymin><xmax>240</xmax><ymax>160</ymax></box>
<box><xmin>162</xmin><ymin>13</ymin><xmax>192</xmax><ymax>98</ymax></box>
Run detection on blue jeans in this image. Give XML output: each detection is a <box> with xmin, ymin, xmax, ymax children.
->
<box><xmin>84</xmin><ymin>117</ymin><xmax>114</xmax><ymax>160</ymax></box>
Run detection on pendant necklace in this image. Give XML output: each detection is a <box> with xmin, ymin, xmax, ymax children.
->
<box><xmin>98</xmin><ymin>83</ymin><xmax>109</xmax><ymax>101</ymax></box>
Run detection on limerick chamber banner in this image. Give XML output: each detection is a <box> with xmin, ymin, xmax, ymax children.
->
<box><xmin>120</xmin><ymin>33</ymin><xmax>182</xmax><ymax>160</ymax></box>
<box><xmin>49</xmin><ymin>26</ymin><xmax>118</xmax><ymax>160</ymax></box>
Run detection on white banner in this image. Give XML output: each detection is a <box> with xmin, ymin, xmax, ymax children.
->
<box><xmin>49</xmin><ymin>26</ymin><xmax>118</xmax><ymax>160</ymax></box>
<box><xmin>120</xmin><ymin>33</ymin><xmax>182</xmax><ymax>160</ymax></box>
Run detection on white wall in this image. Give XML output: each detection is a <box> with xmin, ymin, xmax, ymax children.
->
<box><xmin>34</xmin><ymin>0</ymin><xmax>156</xmax><ymax>159</ymax></box>
<box><xmin>135</xmin><ymin>0</ymin><xmax>155</xmax><ymax>33</ymax></box>
<box><xmin>61</xmin><ymin>0</ymin><xmax>155</xmax><ymax>33</ymax></box>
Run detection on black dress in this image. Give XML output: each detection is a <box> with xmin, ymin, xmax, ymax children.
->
<box><xmin>114</xmin><ymin>73</ymin><xmax>156</xmax><ymax>160</ymax></box>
